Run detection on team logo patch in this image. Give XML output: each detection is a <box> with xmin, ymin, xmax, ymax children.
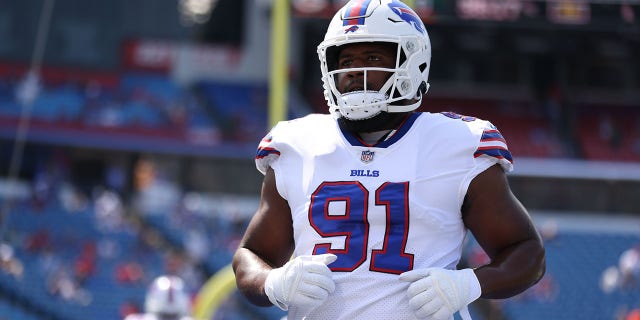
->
<box><xmin>360</xmin><ymin>150</ymin><xmax>375</xmax><ymax>163</ymax></box>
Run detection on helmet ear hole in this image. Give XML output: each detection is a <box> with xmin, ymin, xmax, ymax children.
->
<box><xmin>399</xmin><ymin>49</ymin><xmax>407</xmax><ymax>66</ymax></box>
<box><xmin>418</xmin><ymin>81</ymin><xmax>427</xmax><ymax>95</ymax></box>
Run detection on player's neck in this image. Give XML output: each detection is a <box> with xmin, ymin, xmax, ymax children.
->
<box><xmin>358</xmin><ymin>130</ymin><xmax>392</xmax><ymax>144</ymax></box>
<box><xmin>338</xmin><ymin>111</ymin><xmax>411</xmax><ymax>133</ymax></box>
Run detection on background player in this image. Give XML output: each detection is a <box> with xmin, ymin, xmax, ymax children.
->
<box><xmin>124</xmin><ymin>275</ymin><xmax>195</xmax><ymax>320</ymax></box>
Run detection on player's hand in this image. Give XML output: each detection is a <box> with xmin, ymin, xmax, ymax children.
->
<box><xmin>264</xmin><ymin>254</ymin><xmax>337</xmax><ymax>313</ymax></box>
<box><xmin>399</xmin><ymin>268</ymin><xmax>481</xmax><ymax>320</ymax></box>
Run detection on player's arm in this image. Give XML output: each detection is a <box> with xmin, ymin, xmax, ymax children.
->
<box><xmin>462</xmin><ymin>164</ymin><xmax>546</xmax><ymax>299</ymax></box>
<box><xmin>232</xmin><ymin>168</ymin><xmax>337</xmax><ymax>315</ymax></box>
<box><xmin>399</xmin><ymin>164</ymin><xmax>544</xmax><ymax>319</ymax></box>
<box><xmin>232</xmin><ymin>167</ymin><xmax>295</xmax><ymax>306</ymax></box>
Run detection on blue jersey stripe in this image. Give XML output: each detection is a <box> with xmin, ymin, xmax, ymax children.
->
<box><xmin>481</xmin><ymin>130</ymin><xmax>505</xmax><ymax>141</ymax></box>
<box><xmin>256</xmin><ymin>147</ymin><xmax>280</xmax><ymax>159</ymax></box>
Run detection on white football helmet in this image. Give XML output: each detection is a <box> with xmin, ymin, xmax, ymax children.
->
<box><xmin>317</xmin><ymin>0</ymin><xmax>431</xmax><ymax>120</ymax></box>
<box><xmin>144</xmin><ymin>275</ymin><xmax>191</xmax><ymax>316</ymax></box>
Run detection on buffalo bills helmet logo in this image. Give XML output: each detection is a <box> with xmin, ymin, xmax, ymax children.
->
<box><xmin>388</xmin><ymin>0</ymin><xmax>425</xmax><ymax>34</ymax></box>
<box><xmin>345</xmin><ymin>25</ymin><xmax>360</xmax><ymax>33</ymax></box>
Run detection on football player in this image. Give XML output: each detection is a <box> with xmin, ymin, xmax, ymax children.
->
<box><xmin>124</xmin><ymin>275</ymin><xmax>194</xmax><ymax>320</ymax></box>
<box><xmin>233</xmin><ymin>0</ymin><xmax>545</xmax><ymax>319</ymax></box>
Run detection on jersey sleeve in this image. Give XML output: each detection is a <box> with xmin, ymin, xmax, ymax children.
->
<box><xmin>473</xmin><ymin>121</ymin><xmax>514</xmax><ymax>172</ymax></box>
<box><xmin>255</xmin><ymin>129</ymin><xmax>282</xmax><ymax>175</ymax></box>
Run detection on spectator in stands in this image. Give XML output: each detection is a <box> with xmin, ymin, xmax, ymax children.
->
<box><xmin>600</xmin><ymin>265</ymin><xmax>623</xmax><ymax>294</ymax></box>
<box><xmin>31</xmin><ymin>162</ymin><xmax>54</xmax><ymax>211</ymax></box>
<box><xmin>58</xmin><ymin>182</ymin><xmax>89</xmax><ymax>213</ymax></box>
<box><xmin>619</xmin><ymin>245</ymin><xmax>640</xmax><ymax>290</ymax></box>
<box><xmin>119</xmin><ymin>299</ymin><xmax>142</xmax><ymax>319</ymax></box>
<box><xmin>162</xmin><ymin>250</ymin><xmax>204</xmax><ymax>290</ymax></box>
<box><xmin>25</xmin><ymin>228</ymin><xmax>53</xmax><ymax>254</ymax></box>
<box><xmin>626</xmin><ymin>308</ymin><xmax>640</xmax><ymax>320</ymax></box>
<box><xmin>0</xmin><ymin>243</ymin><xmax>23</xmax><ymax>279</ymax></box>
<box><xmin>599</xmin><ymin>114</ymin><xmax>622</xmax><ymax>151</ymax></box>
<box><xmin>541</xmin><ymin>83</ymin><xmax>567</xmax><ymax>136</ymax></box>
<box><xmin>74</xmin><ymin>241</ymin><xmax>97</xmax><ymax>284</ymax></box>
<box><xmin>184</xmin><ymin>228</ymin><xmax>208</xmax><ymax>264</ymax></box>
<box><xmin>93</xmin><ymin>187</ymin><xmax>125</xmax><ymax>233</ymax></box>
<box><xmin>106</xmin><ymin>162</ymin><xmax>128</xmax><ymax>197</ymax></box>
<box><xmin>167</xmin><ymin>100</ymin><xmax>188</xmax><ymax>128</ymax></box>
<box><xmin>115</xmin><ymin>260</ymin><xmax>145</xmax><ymax>285</ymax></box>
<box><xmin>46</xmin><ymin>266</ymin><xmax>93</xmax><ymax>305</ymax></box>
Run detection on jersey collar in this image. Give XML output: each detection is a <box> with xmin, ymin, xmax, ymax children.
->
<box><xmin>340</xmin><ymin>112</ymin><xmax>420</xmax><ymax>148</ymax></box>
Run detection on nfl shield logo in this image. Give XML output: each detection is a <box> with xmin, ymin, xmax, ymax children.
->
<box><xmin>360</xmin><ymin>150</ymin><xmax>375</xmax><ymax>163</ymax></box>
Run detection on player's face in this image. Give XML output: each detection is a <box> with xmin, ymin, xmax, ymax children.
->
<box><xmin>335</xmin><ymin>42</ymin><xmax>397</xmax><ymax>94</ymax></box>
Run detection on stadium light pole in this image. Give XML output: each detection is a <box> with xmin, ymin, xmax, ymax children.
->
<box><xmin>0</xmin><ymin>0</ymin><xmax>55</xmax><ymax>242</ymax></box>
<box><xmin>268</xmin><ymin>0</ymin><xmax>290</xmax><ymax>129</ymax></box>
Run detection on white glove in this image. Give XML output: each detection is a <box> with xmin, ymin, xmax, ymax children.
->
<box><xmin>264</xmin><ymin>254</ymin><xmax>337</xmax><ymax>314</ymax></box>
<box><xmin>399</xmin><ymin>268</ymin><xmax>481</xmax><ymax>320</ymax></box>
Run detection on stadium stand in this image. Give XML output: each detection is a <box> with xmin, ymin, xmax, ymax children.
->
<box><xmin>423</xmin><ymin>97</ymin><xmax>571</xmax><ymax>159</ymax></box>
<box><xmin>193</xmin><ymin>80</ymin><xmax>268</xmax><ymax>143</ymax></box>
<box><xmin>575</xmin><ymin>105</ymin><xmax>640</xmax><ymax>162</ymax></box>
<box><xmin>0</xmin><ymin>174</ymin><xmax>288</xmax><ymax>319</ymax></box>
<box><xmin>498</xmin><ymin>219</ymin><xmax>640</xmax><ymax>320</ymax></box>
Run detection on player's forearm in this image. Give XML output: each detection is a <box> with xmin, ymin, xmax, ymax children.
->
<box><xmin>232</xmin><ymin>247</ymin><xmax>273</xmax><ymax>307</ymax></box>
<box><xmin>474</xmin><ymin>238</ymin><xmax>546</xmax><ymax>299</ymax></box>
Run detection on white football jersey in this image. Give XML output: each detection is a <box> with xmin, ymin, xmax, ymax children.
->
<box><xmin>255</xmin><ymin>112</ymin><xmax>513</xmax><ymax>320</ymax></box>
